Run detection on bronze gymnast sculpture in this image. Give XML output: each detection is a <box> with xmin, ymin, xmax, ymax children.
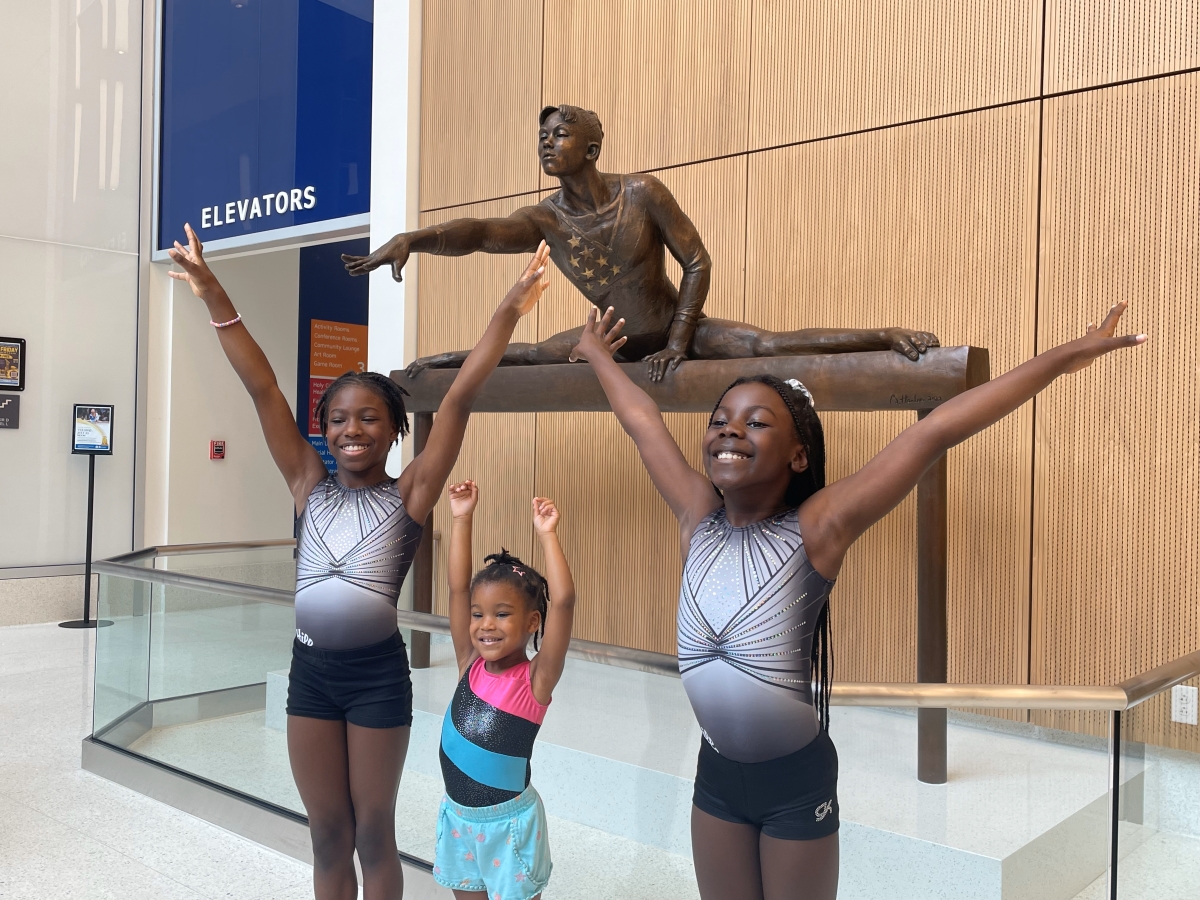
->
<box><xmin>344</xmin><ymin>104</ymin><xmax>939</xmax><ymax>381</ymax></box>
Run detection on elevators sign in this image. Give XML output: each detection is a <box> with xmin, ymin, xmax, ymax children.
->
<box><xmin>0</xmin><ymin>337</ymin><xmax>24</xmax><ymax>391</ymax></box>
<box><xmin>72</xmin><ymin>404</ymin><xmax>114</xmax><ymax>454</ymax></box>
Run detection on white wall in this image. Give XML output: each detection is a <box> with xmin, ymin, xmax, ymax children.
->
<box><xmin>142</xmin><ymin>251</ymin><xmax>300</xmax><ymax>546</ymax></box>
<box><xmin>0</xmin><ymin>0</ymin><xmax>143</xmax><ymax>569</ymax></box>
<box><xmin>368</xmin><ymin>0</ymin><xmax>422</xmax><ymax>476</ymax></box>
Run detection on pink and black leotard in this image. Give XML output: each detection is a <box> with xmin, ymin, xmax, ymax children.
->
<box><xmin>439</xmin><ymin>658</ymin><xmax>549</xmax><ymax>807</ymax></box>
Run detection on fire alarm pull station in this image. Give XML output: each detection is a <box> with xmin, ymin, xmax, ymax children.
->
<box><xmin>210</xmin><ymin>440</ymin><xmax>226</xmax><ymax>460</ymax></box>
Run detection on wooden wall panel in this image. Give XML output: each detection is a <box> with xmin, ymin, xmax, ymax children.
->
<box><xmin>418</xmin><ymin>198</ymin><xmax>543</xmax><ymax>615</ymax></box>
<box><xmin>1045</xmin><ymin>0</ymin><xmax>1200</xmax><ymax>94</ymax></box>
<box><xmin>540</xmin><ymin>0</ymin><xmax>751</xmax><ymax>179</ymax></box>
<box><xmin>749</xmin><ymin>0</ymin><xmax>1041</xmax><ymax>149</ymax></box>
<box><xmin>418</xmin><ymin>0</ymin><xmax>543</xmax><ymax>210</ymax></box>
<box><xmin>1031</xmin><ymin>74</ymin><xmax>1200</xmax><ymax>748</ymax></box>
<box><xmin>744</xmin><ymin>104</ymin><xmax>1041</xmax><ymax>686</ymax></box>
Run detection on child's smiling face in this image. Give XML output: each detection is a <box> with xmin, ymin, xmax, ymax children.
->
<box><xmin>469</xmin><ymin>581</ymin><xmax>542</xmax><ymax>664</ymax></box>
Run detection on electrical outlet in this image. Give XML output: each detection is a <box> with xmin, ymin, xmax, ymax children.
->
<box><xmin>1171</xmin><ymin>685</ymin><xmax>1198</xmax><ymax>725</ymax></box>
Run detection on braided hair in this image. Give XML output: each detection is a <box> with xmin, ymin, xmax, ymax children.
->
<box><xmin>314</xmin><ymin>371</ymin><xmax>410</xmax><ymax>441</ymax></box>
<box><xmin>471</xmin><ymin>549</ymin><xmax>551</xmax><ymax>651</ymax></box>
<box><xmin>710</xmin><ymin>374</ymin><xmax>834</xmax><ymax>731</ymax></box>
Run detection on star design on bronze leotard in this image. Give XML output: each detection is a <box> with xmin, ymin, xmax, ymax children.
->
<box><xmin>583</xmin><ymin>267</ymin><xmax>594</xmax><ymax>278</ymax></box>
<box><xmin>568</xmin><ymin>236</ymin><xmax>580</xmax><ymax>248</ymax></box>
<box><xmin>597</xmin><ymin>255</ymin><xmax>608</xmax><ymax>267</ymax></box>
<box><xmin>568</xmin><ymin>255</ymin><xmax>579</xmax><ymax>268</ymax></box>
<box><xmin>580</xmin><ymin>246</ymin><xmax>593</xmax><ymax>259</ymax></box>
<box><xmin>610</xmin><ymin>264</ymin><xmax>622</xmax><ymax>275</ymax></box>
<box><xmin>584</xmin><ymin>282</ymin><xmax>593</xmax><ymax>291</ymax></box>
<box><xmin>599</xmin><ymin>276</ymin><xmax>609</xmax><ymax>286</ymax></box>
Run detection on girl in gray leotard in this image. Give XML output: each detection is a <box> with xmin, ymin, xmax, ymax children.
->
<box><xmin>571</xmin><ymin>302</ymin><xmax>1145</xmax><ymax>900</ymax></box>
<box><xmin>168</xmin><ymin>225</ymin><xmax>554</xmax><ymax>900</ymax></box>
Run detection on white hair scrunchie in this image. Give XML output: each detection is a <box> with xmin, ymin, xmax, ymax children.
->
<box><xmin>785</xmin><ymin>378</ymin><xmax>815</xmax><ymax>407</ymax></box>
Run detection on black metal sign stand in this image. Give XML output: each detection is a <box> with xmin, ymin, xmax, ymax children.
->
<box><xmin>60</xmin><ymin>453</ymin><xmax>113</xmax><ymax>629</ymax></box>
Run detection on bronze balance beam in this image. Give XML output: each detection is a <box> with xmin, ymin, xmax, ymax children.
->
<box><xmin>391</xmin><ymin>346</ymin><xmax>990</xmax><ymax>785</ymax></box>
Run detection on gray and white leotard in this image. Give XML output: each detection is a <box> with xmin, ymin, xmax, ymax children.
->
<box><xmin>678</xmin><ymin>507</ymin><xmax>834</xmax><ymax>763</ymax></box>
<box><xmin>295</xmin><ymin>476</ymin><xmax>423</xmax><ymax>650</ymax></box>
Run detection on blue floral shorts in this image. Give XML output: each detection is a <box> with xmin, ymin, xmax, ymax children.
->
<box><xmin>433</xmin><ymin>786</ymin><xmax>552</xmax><ymax>900</ymax></box>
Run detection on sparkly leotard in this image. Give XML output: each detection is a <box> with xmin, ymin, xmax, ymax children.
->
<box><xmin>294</xmin><ymin>476</ymin><xmax>423</xmax><ymax>650</ymax></box>
<box><xmin>440</xmin><ymin>658</ymin><xmax>549</xmax><ymax>807</ymax></box>
<box><xmin>678</xmin><ymin>507</ymin><xmax>834</xmax><ymax>763</ymax></box>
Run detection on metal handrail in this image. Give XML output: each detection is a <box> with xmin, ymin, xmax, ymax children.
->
<box><xmin>97</xmin><ymin>545</ymin><xmax>1200</xmax><ymax>711</ymax></box>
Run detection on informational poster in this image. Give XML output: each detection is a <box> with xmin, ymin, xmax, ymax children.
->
<box><xmin>308</xmin><ymin>319</ymin><xmax>368</xmax><ymax>433</ymax></box>
<box><xmin>0</xmin><ymin>337</ymin><xmax>24</xmax><ymax>391</ymax></box>
<box><xmin>72</xmin><ymin>404</ymin><xmax>114</xmax><ymax>454</ymax></box>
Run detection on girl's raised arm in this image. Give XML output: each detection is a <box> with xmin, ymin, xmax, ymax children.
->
<box><xmin>799</xmin><ymin>302</ymin><xmax>1147</xmax><ymax>580</ymax></box>
<box><xmin>529</xmin><ymin>497</ymin><xmax>575</xmax><ymax>705</ymax></box>
<box><xmin>446</xmin><ymin>481</ymin><xmax>480</xmax><ymax>676</ymax></box>
<box><xmin>168</xmin><ymin>225</ymin><xmax>327</xmax><ymax>512</ymax></box>
<box><xmin>570</xmin><ymin>309</ymin><xmax>721</xmax><ymax>540</ymax></box>
<box><xmin>397</xmin><ymin>243</ymin><xmax>551</xmax><ymax>524</ymax></box>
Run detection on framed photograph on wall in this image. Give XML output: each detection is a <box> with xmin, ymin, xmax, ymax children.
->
<box><xmin>0</xmin><ymin>337</ymin><xmax>25</xmax><ymax>391</ymax></box>
<box><xmin>72</xmin><ymin>404</ymin><xmax>114</xmax><ymax>455</ymax></box>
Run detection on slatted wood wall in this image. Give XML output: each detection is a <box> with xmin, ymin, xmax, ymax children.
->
<box><xmin>414</xmin><ymin>1</ymin><xmax>1200</xmax><ymax>744</ymax></box>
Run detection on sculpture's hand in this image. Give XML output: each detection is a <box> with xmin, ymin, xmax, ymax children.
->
<box><xmin>569</xmin><ymin>306</ymin><xmax>628</xmax><ymax>364</ymax></box>
<box><xmin>342</xmin><ymin>234</ymin><xmax>411</xmax><ymax>281</ymax></box>
<box><xmin>642</xmin><ymin>347</ymin><xmax>687</xmax><ymax>382</ymax></box>
<box><xmin>404</xmin><ymin>358</ymin><xmax>429</xmax><ymax>379</ymax></box>
<box><xmin>886</xmin><ymin>328</ymin><xmax>941</xmax><ymax>361</ymax></box>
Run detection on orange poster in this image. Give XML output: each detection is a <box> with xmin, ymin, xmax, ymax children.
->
<box><xmin>310</xmin><ymin>319</ymin><xmax>368</xmax><ymax>377</ymax></box>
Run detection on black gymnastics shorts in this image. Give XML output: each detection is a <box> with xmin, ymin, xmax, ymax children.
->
<box><xmin>693</xmin><ymin>729</ymin><xmax>840</xmax><ymax>840</ymax></box>
<box><xmin>286</xmin><ymin>631</ymin><xmax>413</xmax><ymax>729</ymax></box>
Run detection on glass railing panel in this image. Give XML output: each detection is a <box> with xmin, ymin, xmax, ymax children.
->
<box><xmin>94</xmin><ymin>571</ymin><xmax>302</xmax><ymax>816</ymax></box>
<box><xmin>93</xmin><ymin>573</ymin><xmax>152</xmax><ymax>737</ymax></box>
<box><xmin>154</xmin><ymin>545</ymin><xmax>297</xmax><ymax>592</ymax></box>
<box><xmin>1112</xmin><ymin>685</ymin><xmax>1200</xmax><ymax>899</ymax></box>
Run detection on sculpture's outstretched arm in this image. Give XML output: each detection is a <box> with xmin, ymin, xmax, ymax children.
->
<box><xmin>642</xmin><ymin>175</ymin><xmax>712</xmax><ymax>381</ymax></box>
<box><xmin>342</xmin><ymin>207</ymin><xmax>543</xmax><ymax>282</ymax></box>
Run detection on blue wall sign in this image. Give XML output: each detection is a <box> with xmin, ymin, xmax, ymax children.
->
<box><xmin>158</xmin><ymin>0</ymin><xmax>372</xmax><ymax>251</ymax></box>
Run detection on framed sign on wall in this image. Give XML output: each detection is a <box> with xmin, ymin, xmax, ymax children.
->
<box><xmin>0</xmin><ymin>337</ymin><xmax>25</xmax><ymax>391</ymax></box>
<box><xmin>72</xmin><ymin>404</ymin><xmax>114</xmax><ymax>455</ymax></box>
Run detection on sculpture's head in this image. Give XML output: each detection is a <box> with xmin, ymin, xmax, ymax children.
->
<box><xmin>538</xmin><ymin>104</ymin><xmax>604</xmax><ymax>177</ymax></box>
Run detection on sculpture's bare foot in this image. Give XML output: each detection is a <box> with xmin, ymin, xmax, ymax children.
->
<box><xmin>886</xmin><ymin>329</ymin><xmax>940</xmax><ymax>361</ymax></box>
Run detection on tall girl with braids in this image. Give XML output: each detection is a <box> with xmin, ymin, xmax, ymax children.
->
<box><xmin>167</xmin><ymin>224</ymin><xmax>553</xmax><ymax>900</ymax></box>
<box><xmin>434</xmin><ymin>480</ymin><xmax>575</xmax><ymax>900</ymax></box>
<box><xmin>569</xmin><ymin>302</ymin><xmax>1146</xmax><ymax>900</ymax></box>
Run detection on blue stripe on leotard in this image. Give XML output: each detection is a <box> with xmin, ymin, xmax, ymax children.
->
<box><xmin>439</xmin><ymin>714</ymin><xmax>528</xmax><ymax>793</ymax></box>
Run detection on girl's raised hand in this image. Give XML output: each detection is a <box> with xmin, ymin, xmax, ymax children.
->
<box><xmin>532</xmin><ymin>497</ymin><xmax>559</xmax><ymax>535</ymax></box>
<box><xmin>1064</xmin><ymin>301</ymin><xmax>1148</xmax><ymax>374</ymax></box>
<box><xmin>167</xmin><ymin>223</ymin><xmax>220</xmax><ymax>301</ymax></box>
<box><xmin>569</xmin><ymin>306</ymin><xmax>628</xmax><ymax>364</ymax></box>
<box><xmin>501</xmin><ymin>241</ymin><xmax>552</xmax><ymax>317</ymax></box>
<box><xmin>448</xmin><ymin>480</ymin><xmax>479</xmax><ymax>519</ymax></box>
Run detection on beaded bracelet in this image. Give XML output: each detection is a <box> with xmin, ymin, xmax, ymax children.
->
<box><xmin>210</xmin><ymin>314</ymin><xmax>242</xmax><ymax>329</ymax></box>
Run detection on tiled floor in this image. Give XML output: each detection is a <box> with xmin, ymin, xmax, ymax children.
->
<box><xmin>0</xmin><ymin>622</ymin><xmax>314</xmax><ymax>900</ymax></box>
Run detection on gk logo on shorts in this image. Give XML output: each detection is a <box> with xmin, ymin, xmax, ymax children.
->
<box><xmin>815</xmin><ymin>800</ymin><xmax>833</xmax><ymax>822</ymax></box>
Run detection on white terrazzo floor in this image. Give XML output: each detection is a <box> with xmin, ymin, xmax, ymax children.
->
<box><xmin>0</xmin><ymin>622</ymin><xmax>313</xmax><ymax>900</ymax></box>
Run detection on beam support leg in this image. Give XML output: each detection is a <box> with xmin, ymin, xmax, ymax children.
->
<box><xmin>409</xmin><ymin>412</ymin><xmax>434</xmax><ymax>669</ymax></box>
<box><xmin>916</xmin><ymin>411</ymin><xmax>948</xmax><ymax>784</ymax></box>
